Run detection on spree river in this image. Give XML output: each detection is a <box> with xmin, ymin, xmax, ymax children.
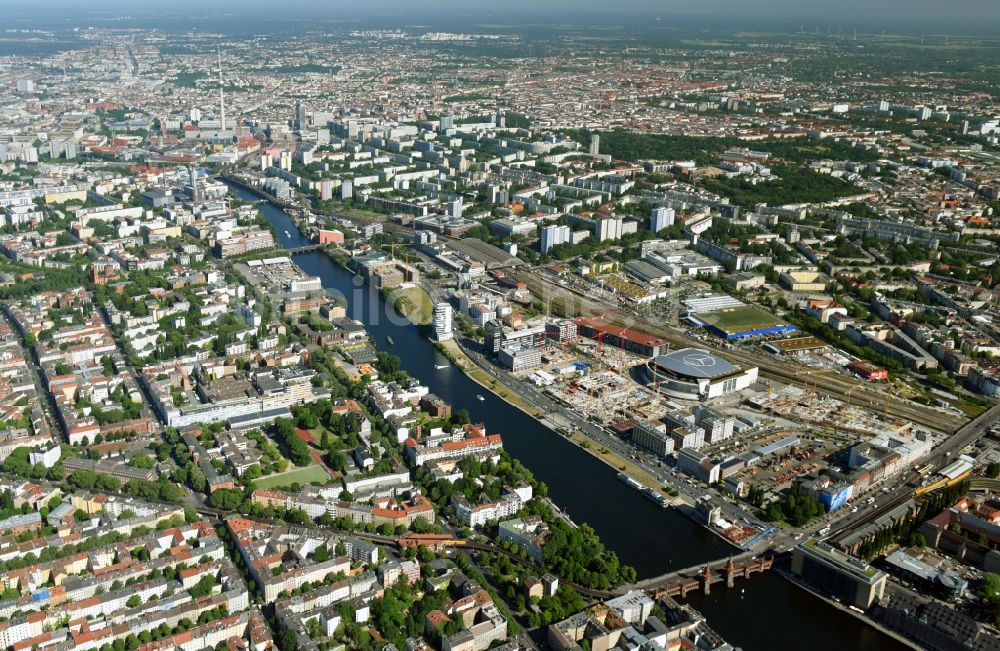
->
<box><xmin>242</xmin><ymin>188</ymin><xmax>906</xmax><ymax>651</ymax></box>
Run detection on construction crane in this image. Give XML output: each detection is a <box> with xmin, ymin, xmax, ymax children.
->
<box><xmin>592</xmin><ymin>309</ymin><xmax>618</xmax><ymax>357</ymax></box>
<box><xmin>883</xmin><ymin>383</ymin><xmax>893</xmax><ymax>421</ymax></box>
<box><xmin>615</xmin><ymin>322</ymin><xmax>633</xmax><ymax>376</ymax></box>
<box><xmin>841</xmin><ymin>385</ymin><xmax>858</xmax><ymax>418</ymax></box>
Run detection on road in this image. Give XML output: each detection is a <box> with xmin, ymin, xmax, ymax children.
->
<box><xmin>0</xmin><ymin>306</ymin><xmax>64</xmax><ymax>440</ymax></box>
<box><xmin>453</xmin><ymin>320</ymin><xmax>1000</xmax><ymax>558</ymax></box>
<box><xmin>96</xmin><ymin>305</ymin><xmax>168</xmax><ymax>428</ymax></box>
<box><xmin>452</xmin><ymin>334</ymin><xmax>790</xmax><ymax>551</ymax></box>
<box><xmin>510</xmin><ymin>270</ymin><xmax>965</xmax><ymax>433</ymax></box>
<box><xmin>828</xmin><ymin>402</ymin><xmax>1000</xmax><ymax>543</ymax></box>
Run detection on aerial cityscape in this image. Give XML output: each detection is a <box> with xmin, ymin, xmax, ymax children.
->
<box><xmin>0</xmin><ymin>1</ymin><xmax>998</xmax><ymax>650</ymax></box>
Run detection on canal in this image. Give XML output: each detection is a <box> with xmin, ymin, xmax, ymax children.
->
<box><xmin>240</xmin><ymin>187</ymin><xmax>908</xmax><ymax>651</ymax></box>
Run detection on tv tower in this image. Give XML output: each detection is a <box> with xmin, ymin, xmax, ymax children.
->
<box><xmin>218</xmin><ymin>46</ymin><xmax>225</xmax><ymax>131</ymax></box>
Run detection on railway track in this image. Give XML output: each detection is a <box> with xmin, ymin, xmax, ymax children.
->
<box><xmin>212</xmin><ymin>182</ymin><xmax>965</xmax><ymax>433</ymax></box>
<box><xmin>512</xmin><ymin>270</ymin><xmax>966</xmax><ymax>432</ymax></box>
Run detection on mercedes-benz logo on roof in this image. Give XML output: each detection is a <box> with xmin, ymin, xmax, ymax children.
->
<box><xmin>682</xmin><ymin>353</ymin><xmax>716</xmax><ymax>368</ymax></box>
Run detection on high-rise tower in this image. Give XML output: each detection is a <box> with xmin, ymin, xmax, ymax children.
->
<box><xmin>218</xmin><ymin>47</ymin><xmax>225</xmax><ymax>130</ymax></box>
<box><xmin>295</xmin><ymin>100</ymin><xmax>307</xmax><ymax>131</ymax></box>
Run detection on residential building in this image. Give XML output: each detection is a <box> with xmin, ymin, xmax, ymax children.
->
<box><xmin>540</xmin><ymin>225</ymin><xmax>570</xmax><ymax>254</ymax></box>
<box><xmin>433</xmin><ymin>302</ymin><xmax>453</xmax><ymax>341</ymax></box>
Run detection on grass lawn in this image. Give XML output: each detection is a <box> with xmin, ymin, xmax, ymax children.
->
<box><xmin>439</xmin><ymin>339</ymin><xmax>543</xmax><ymax>417</ymax></box>
<box><xmin>565</xmin><ymin>430</ymin><xmax>663</xmax><ymax>492</ymax></box>
<box><xmin>696</xmin><ymin>305</ymin><xmax>786</xmax><ymax>333</ymax></box>
<box><xmin>388</xmin><ymin>286</ymin><xmax>433</xmax><ymax>325</ymax></box>
<box><xmin>255</xmin><ymin>464</ymin><xmax>331</xmax><ymax>489</ymax></box>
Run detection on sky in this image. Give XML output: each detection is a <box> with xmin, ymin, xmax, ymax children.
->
<box><xmin>1</xmin><ymin>0</ymin><xmax>997</xmax><ymax>32</ymax></box>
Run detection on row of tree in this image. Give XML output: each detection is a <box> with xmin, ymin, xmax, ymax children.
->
<box><xmin>765</xmin><ymin>484</ymin><xmax>826</xmax><ymax>527</ymax></box>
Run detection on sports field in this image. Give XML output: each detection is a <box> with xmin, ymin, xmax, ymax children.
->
<box><xmin>695</xmin><ymin>305</ymin><xmax>787</xmax><ymax>334</ymax></box>
<box><xmin>254</xmin><ymin>464</ymin><xmax>331</xmax><ymax>489</ymax></box>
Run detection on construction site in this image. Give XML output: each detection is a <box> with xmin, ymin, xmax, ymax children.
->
<box><xmin>491</xmin><ymin>310</ymin><xmax>960</xmax><ymax>513</ymax></box>
<box><xmin>749</xmin><ymin>382</ymin><xmax>921</xmax><ymax>439</ymax></box>
<box><xmin>547</xmin><ymin>370</ymin><xmax>662</xmax><ymax>423</ymax></box>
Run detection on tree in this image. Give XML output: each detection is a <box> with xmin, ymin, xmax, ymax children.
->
<box><xmin>243</xmin><ymin>464</ymin><xmax>262</xmax><ymax>482</ymax></box>
<box><xmin>189</xmin><ymin>574</ymin><xmax>217</xmax><ymax>598</ymax></box>
<box><xmin>326</xmin><ymin>449</ymin><xmax>347</xmax><ymax>472</ymax></box>
<box><xmin>766</xmin><ymin>484</ymin><xmax>825</xmax><ymax>527</ymax></box>
<box><xmin>988</xmin><ymin>462</ymin><xmax>1000</xmax><ymax>479</ymax></box>
<box><xmin>128</xmin><ymin>454</ymin><xmax>155</xmax><ymax>470</ymax></box>
<box><xmin>186</xmin><ymin>462</ymin><xmax>208</xmax><ymax>492</ymax></box>
<box><xmin>273</xmin><ymin>418</ymin><xmax>312</xmax><ymax>466</ymax></box>
<box><xmin>126</xmin><ymin>595</ymin><xmax>141</xmax><ymax>608</ymax></box>
<box><xmin>980</xmin><ymin>572</ymin><xmax>1000</xmax><ymax>627</ymax></box>
<box><xmin>209</xmin><ymin>488</ymin><xmax>243</xmax><ymax>511</ymax></box>
<box><xmin>411</xmin><ymin>516</ymin><xmax>433</xmax><ymax>534</ymax></box>
<box><xmin>277</xmin><ymin>629</ymin><xmax>297</xmax><ymax>651</ymax></box>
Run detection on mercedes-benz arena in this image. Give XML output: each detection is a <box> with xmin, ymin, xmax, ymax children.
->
<box><xmin>643</xmin><ymin>347</ymin><xmax>758</xmax><ymax>400</ymax></box>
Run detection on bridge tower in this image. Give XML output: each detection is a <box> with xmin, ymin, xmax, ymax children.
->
<box><xmin>725</xmin><ymin>557</ymin><xmax>736</xmax><ymax>588</ymax></box>
<box><xmin>700</xmin><ymin>566</ymin><xmax>713</xmax><ymax>595</ymax></box>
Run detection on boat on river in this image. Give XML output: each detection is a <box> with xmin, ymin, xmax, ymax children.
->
<box><xmin>618</xmin><ymin>472</ymin><xmax>669</xmax><ymax>508</ymax></box>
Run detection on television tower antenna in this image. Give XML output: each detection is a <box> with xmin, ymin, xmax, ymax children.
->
<box><xmin>218</xmin><ymin>46</ymin><xmax>225</xmax><ymax>130</ymax></box>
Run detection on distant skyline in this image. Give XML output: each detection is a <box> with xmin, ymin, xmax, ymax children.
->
<box><xmin>2</xmin><ymin>0</ymin><xmax>999</xmax><ymax>31</ymax></box>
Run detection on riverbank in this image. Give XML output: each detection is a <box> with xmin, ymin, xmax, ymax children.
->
<box><xmin>438</xmin><ymin>339</ymin><xmax>540</xmax><ymax>414</ymax></box>
<box><xmin>438</xmin><ymin>337</ymin><xmax>679</xmax><ymax>502</ymax></box>
<box><xmin>238</xmin><ymin>181</ymin><xmax>914</xmax><ymax>651</ymax></box>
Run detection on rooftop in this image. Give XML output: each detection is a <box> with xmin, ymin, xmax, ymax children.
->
<box><xmin>650</xmin><ymin>348</ymin><xmax>739</xmax><ymax>380</ymax></box>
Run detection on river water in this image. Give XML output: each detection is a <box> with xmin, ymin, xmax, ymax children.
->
<box><xmin>241</xmin><ymin>188</ymin><xmax>907</xmax><ymax>651</ymax></box>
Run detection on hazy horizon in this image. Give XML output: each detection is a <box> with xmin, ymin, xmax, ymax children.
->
<box><xmin>2</xmin><ymin>0</ymin><xmax>999</xmax><ymax>33</ymax></box>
